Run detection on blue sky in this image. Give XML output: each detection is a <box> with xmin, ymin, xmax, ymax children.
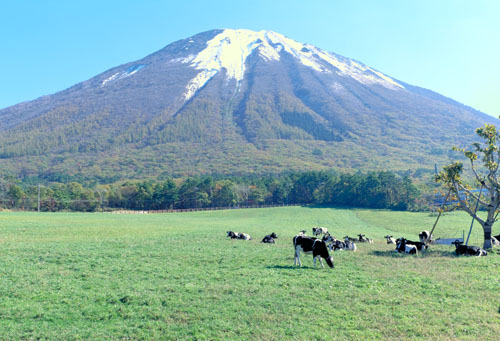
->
<box><xmin>1</xmin><ymin>0</ymin><xmax>499</xmax><ymax>117</ymax></box>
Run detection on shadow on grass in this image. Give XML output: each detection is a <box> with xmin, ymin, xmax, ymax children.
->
<box><xmin>266</xmin><ymin>265</ymin><xmax>326</xmax><ymax>270</ymax></box>
<box><xmin>370</xmin><ymin>250</ymin><xmax>458</xmax><ymax>258</ymax></box>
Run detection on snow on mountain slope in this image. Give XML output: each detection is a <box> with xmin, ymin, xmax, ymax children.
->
<box><xmin>177</xmin><ymin>29</ymin><xmax>404</xmax><ymax>101</ymax></box>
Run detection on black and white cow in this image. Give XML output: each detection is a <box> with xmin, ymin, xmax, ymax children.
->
<box><xmin>491</xmin><ymin>236</ymin><xmax>500</xmax><ymax>246</ymax></box>
<box><xmin>358</xmin><ymin>234</ymin><xmax>373</xmax><ymax>243</ymax></box>
<box><xmin>293</xmin><ymin>235</ymin><xmax>334</xmax><ymax>268</ymax></box>
<box><xmin>227</xmin><ymin>231</ymin><xmax>240</xmax><ymax>239</ymax></box>
<box><xmin>312</xmin><ymin>227</ymin><xmax>328</xmax><ymax>237</ymax></box>
<box><xmin>299</xmin><ymin>230</ymin><xmax>307</xmax><ymax>236</ymax></box>
<box><xmin>419</xmin><ymin>230</ymin><xmax>433</xmax><ymax>244</ymax></box>
<box><xmin>384</xmin><ymin>235</ymin><xmax>396</xmax><ymax>244</ymax></box>
<box><xmin>395</xmin><ymin>238</ymin><xmax>428</xmax><ymax>251</ymax></box>
<box><xmin>328</xmin><ymin>240</ymin><xmax>346</xmax><ymax>251</ymax></box>
<box><xmin>238</xmin><ymin>233</ymin><xmax>252</xmax><ymax>240</ymax></box>
<box><xmin>395</xmin><ymin>238</ymin><xmax>418</xmax><ymax>255</ymax></box>
<box><xmin>493</xmin><ymin>234</ymin><xmax>500</xmax><ymax>241</ymax></box>
<box><xmin>344</xmin><ymin>240</ymin><xmax>357</xmax><ymax>252</ymax></box>
<box><xmin>344</xmin><ymin>235</ymin><xmax>357</xmax><ymax>242</ymax></box>
<box><xmin>452</xmin><ymin>240</ymin><xmax>487</xmax><ymax>257</ymax></box>
<box><xmin>261</xmin><ymin>232</ymin><xmax>278</xmax><ymax>244</ymax></box>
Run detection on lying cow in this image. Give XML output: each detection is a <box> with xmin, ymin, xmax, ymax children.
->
<box><xmin>293</xmin><ymin>235</ymin><xmax>334</xmax><ymax>268</ymax></box>
<box><xmin>344</xmin><ymin>240</ymin><xmax>357</xmax><ymax>251</ymax></box>
<box><xmin>419</xmin><ymin>230</ymin><xmax>433</xmax><ymax>244</ymax></box>
<box><xmin>358</xmin><ymin>234</ymin><xmax>373</xmax><ymax>243</ymax></box>
<box><xmin>491</xmin><ymin>236</ymin><xmax>500</xmax><ymax>246</ymax></box>
<box><xmin>395</xmin><ymin>238</ymin><xmax>428</xmax><ymax>251</ymax></box>
<box><xmin>238</xmin><ymin>233</ymin><xmax>252</xmax><ymax>240</ymax></box>
<box><xmin>452</xmin><ymin>240</ymin><xmax>487</xmax><ymax>257</ymax></box>
<box><xmin>261</xmin><ymin>232</ymin><xmax>278</xmax><ymax>244</ymax></box>
<box><xmin>312</xmin><ymin>227</ymin><xmax>328</xmax><ymax>237</ymax></box>
<box><xmin>227</xmin><ymin>231</ymin><xmax>240</xmax><ymax>239</ymax></box>
<box><xmin>395</xmin><ymin>238</ymin><xmax>418</xmax><ymax>255</ymax></box>
<box><xmin>384</xmin><ymin>235</ymin><xmax>396</xmax><ymax>244</ymax></box>
<box><xmin>344</xmin><ymin>235</ymin><xmax>357</xmax><ymax>242</ymax></box>
<box><xmin>226</xmin><ymin>231</ymin><xmax>251</xmax><ymax>240</ymax></box>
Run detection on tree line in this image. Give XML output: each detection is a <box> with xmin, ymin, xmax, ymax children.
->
<box><xmin>0</xmin><ymin>170</ymin><xmax>420</xmax><ymax>212</ymax></box>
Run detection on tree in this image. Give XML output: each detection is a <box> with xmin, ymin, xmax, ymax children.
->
<box><xmin>7</xmin><ymin>184</ymin><xmax>25</xmax><ymax>208</ymax></box>
<box><xmin>436</xmin><ymin>123</ymin><xmax>500</xmax><ymax>249</ymax></box>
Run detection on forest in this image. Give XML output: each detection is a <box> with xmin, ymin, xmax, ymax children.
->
<box><xmin>0</xmin><ymin>170</ymin><xmax>421</xmax><ymax>212</ymax></box>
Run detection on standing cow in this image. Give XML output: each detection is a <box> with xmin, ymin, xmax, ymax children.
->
<box><xmin>293</xmin><ymin>235</ymin><xmax>334</xmax><ymax>268</ymax></box>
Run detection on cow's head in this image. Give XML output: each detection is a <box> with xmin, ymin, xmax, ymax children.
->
<box><xmin>322</xmin><ymin>233</ymin><xmax>335</xmax><ymax>243</ymax></box>
<box><xmin>270</xmin><ymin>232</ymin><xmax>278</xmax><ymax>239</ymax></box>
<box><xmin>325</xmin><ymin>256</ymin><xmax>334</xmax><ymax>268</ymax></box>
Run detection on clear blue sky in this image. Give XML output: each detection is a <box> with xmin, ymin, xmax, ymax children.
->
<box><xmin>1</xmin><ymin>0</ymin><xmax>499</xmax><ymax>117</ymax></box>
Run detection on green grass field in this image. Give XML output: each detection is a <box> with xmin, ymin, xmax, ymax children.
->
<box><xmin>1</xmin><ymin>207</ymin><xmax>499</xmax><ymax>339</ymax></box>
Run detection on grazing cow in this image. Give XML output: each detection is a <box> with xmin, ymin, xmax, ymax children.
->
<box><xmin>293</xmin><ymin>235</ymin><xmax>334</xmax><ymax>268</ymax></box>
<box><xmin>344</xmin><ymin>235</ymin><xmax>357</xmax><ymax>242</ymax></box>
<box><xmin>419</xmin><ymin>230</ymin><xmax>433</xmax><ymax>244</ymax></box>
<box><xmin>452</xmin><ymin>240</ymin><xmax>487</xmax><ymax>257</ymax></box>
<box><xmin>395</xmin><ymin>238</ymin><xmax>428</xmax><ymax>251</ymax></box>
<box><xmin>384</xmin><ymin>235</ymin><xmax>396</xmax><ymax>244</ymax></box>
<box><xmin>358</xmin><ymin>234</ymin><xmax>373</xmax><ymax>243</ymax></box>
<box><xmin>395</xmin><ymin>238</ymin><xmax>418</xmax><ymax>255</ymax></box>
<box><xmin>312</xmin><ymin>227</ymin><xmax>328</xmax><ymax>237</ymax></box>
<box><xmin>262</xmin><ymin>232</ymin><xmax>278</xmax><ymax>244</ymax></box>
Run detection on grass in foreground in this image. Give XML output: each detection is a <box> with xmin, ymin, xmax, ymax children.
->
<box><xmin>0</xmin><ymin>207</ymin><xmax>499</xmax><ymax>339</ymax></box>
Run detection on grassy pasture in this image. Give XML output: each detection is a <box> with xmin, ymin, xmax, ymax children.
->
<box><xmin>0</xmin><ymin>207</ymin><xmax>499</xmax><ymax>339</ymax></box>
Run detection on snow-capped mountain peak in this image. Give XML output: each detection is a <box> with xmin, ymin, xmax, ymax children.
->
<box><xmin>179</xmin><ymin>29</ymin><xmax>403</xmax><ymax>101</ymax></box>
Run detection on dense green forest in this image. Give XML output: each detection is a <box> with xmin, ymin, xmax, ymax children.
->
<box><xmin>0</xmin><ymin>170</ymin><xmax>422</xmax><ymax>212</ymax></box>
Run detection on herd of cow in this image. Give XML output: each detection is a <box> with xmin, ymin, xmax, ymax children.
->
<box><xmin>226</xmin><ymin>227</ymin><xmax>497</xmax><ymax>270</ymax></box>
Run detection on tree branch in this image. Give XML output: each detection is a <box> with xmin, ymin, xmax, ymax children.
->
<box><xmin>470</xmin><ymin>161</ymin><xmax>490</xmax><ymax>190</ymax></box>
<box><xmin>456</xmin><ymin>183</ymin><xmax>489</xmax><ymax>207</ymax></box>
<box><xmin>453</xmin><ymin>183</ymin><xmax>486</xmax><ymax>226</ymax></box>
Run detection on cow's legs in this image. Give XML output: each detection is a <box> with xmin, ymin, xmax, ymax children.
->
<box><xmin>295</xmin><ymin>247</ymin><xmax>302</xmax><ymax>266</ymax></box>
<box><xmin>313</xmin><ymin>256</ymin><xmax>317</xmax><ymax>267</ymax></box>
<box><xmin>319</xmin><ymin>258</ymin><xmax>325</xmax><ymax>268</ymax></box>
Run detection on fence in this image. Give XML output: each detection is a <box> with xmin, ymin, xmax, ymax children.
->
<box><xmin>112</xmin><ymin>203</ymin><xmax>299</xmax><ymax>214</ymax></box>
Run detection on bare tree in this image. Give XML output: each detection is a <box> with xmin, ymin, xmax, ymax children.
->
<box><xmin>436</xmin><ymin>124</ymin><xmax>500</xmax><ymax>249</ymax></box>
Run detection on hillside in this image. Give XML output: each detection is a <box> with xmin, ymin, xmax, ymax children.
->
<box><xmin>0</xmin><ymin>29</ymin><xmax>496</xmax><ymax>183</ymax></box>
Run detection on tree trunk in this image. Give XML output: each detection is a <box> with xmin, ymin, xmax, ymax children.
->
<box><xmin>483</xmin><ymin>223</ymin><xmax>492</xmax><ymax>249</ymax></box>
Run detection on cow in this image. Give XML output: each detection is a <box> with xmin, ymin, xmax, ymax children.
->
<box><xmin>395</xmin><ymin>238</ymin><xmax>428</xmax><ymax>251</ymax></box>
<box><xmin>395</xmin><ymin>238</ymin><xmax>418</xmax><ymax>255</ymax></box>
<box><xmin>419</xmin><ymin>230</ymin><xmax>433</xmax><ymax>244</ymax></box>
<box><xmin>491</xmin><ymin>236</ymin><xmax>500</xmax><ymax>246</ymax></box>
<box><xmin>358</xmin><ymin>234</ymin><xmax>373</xmax><ymax>243</ymax></box>
<box><xmin>238</xmin><ymin>233</ymin><xmax>252</xmax><ymax>240</ymax></box>
<box><xmin>293</xmin><ymin>235</ymin><xmax>334</xmax><ymax>268</ymax></box>
<box><xmin>327</xmin><ymin>240</ymin><xmax>346</xmax><ymax>251</ymax></box>
<box><xmin>227</xmin><ymin>231</ymin><xmax>240</xmax><ymax>239</ymax></box>
<box><xmin>344</xmin><ymin>240</ymin><xmax>357</xmax><ymax>252</ymax></box>
<box><xmin>262</xmin><ymin>232</ymin><xmax>278</xmax><ymax>244</ymax></box>
<box><xmin>384</xmin><ymin>235</ymin><xmax>396</xmax><ymax>244</ymax></box>
<box><xmin>344</xmin><ymin>235</ymin><xmax>357</xmax><ymax>242</ymax></box>
<box><xmin>312</xmin><ymin>227</ymin><xmax>328</xmax><ymax>237</ymax></box>
<box><xmin>322</xmin><ymin>233</ymin><xmax>335</xmax><ymax>243</ymax></box>
<box><xmin>452</xmin><ymin>240</ymin><xmax>487</xmax><ymax>257</ymax></box>
<box><xmin>299</xmin><ymin>230</ymin><xmax>307</xmax><ymax>236</ymax></box>
<box><xmin>494</xmin><ymin>234</ymin><xmax>500</xmax><ymax>241</ymax></box>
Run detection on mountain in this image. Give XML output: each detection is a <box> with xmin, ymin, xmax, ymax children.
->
<box><xmin>0</xmin><ymin>29</ymin><xmax>496</xmax><ymax>183</ymax></box>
